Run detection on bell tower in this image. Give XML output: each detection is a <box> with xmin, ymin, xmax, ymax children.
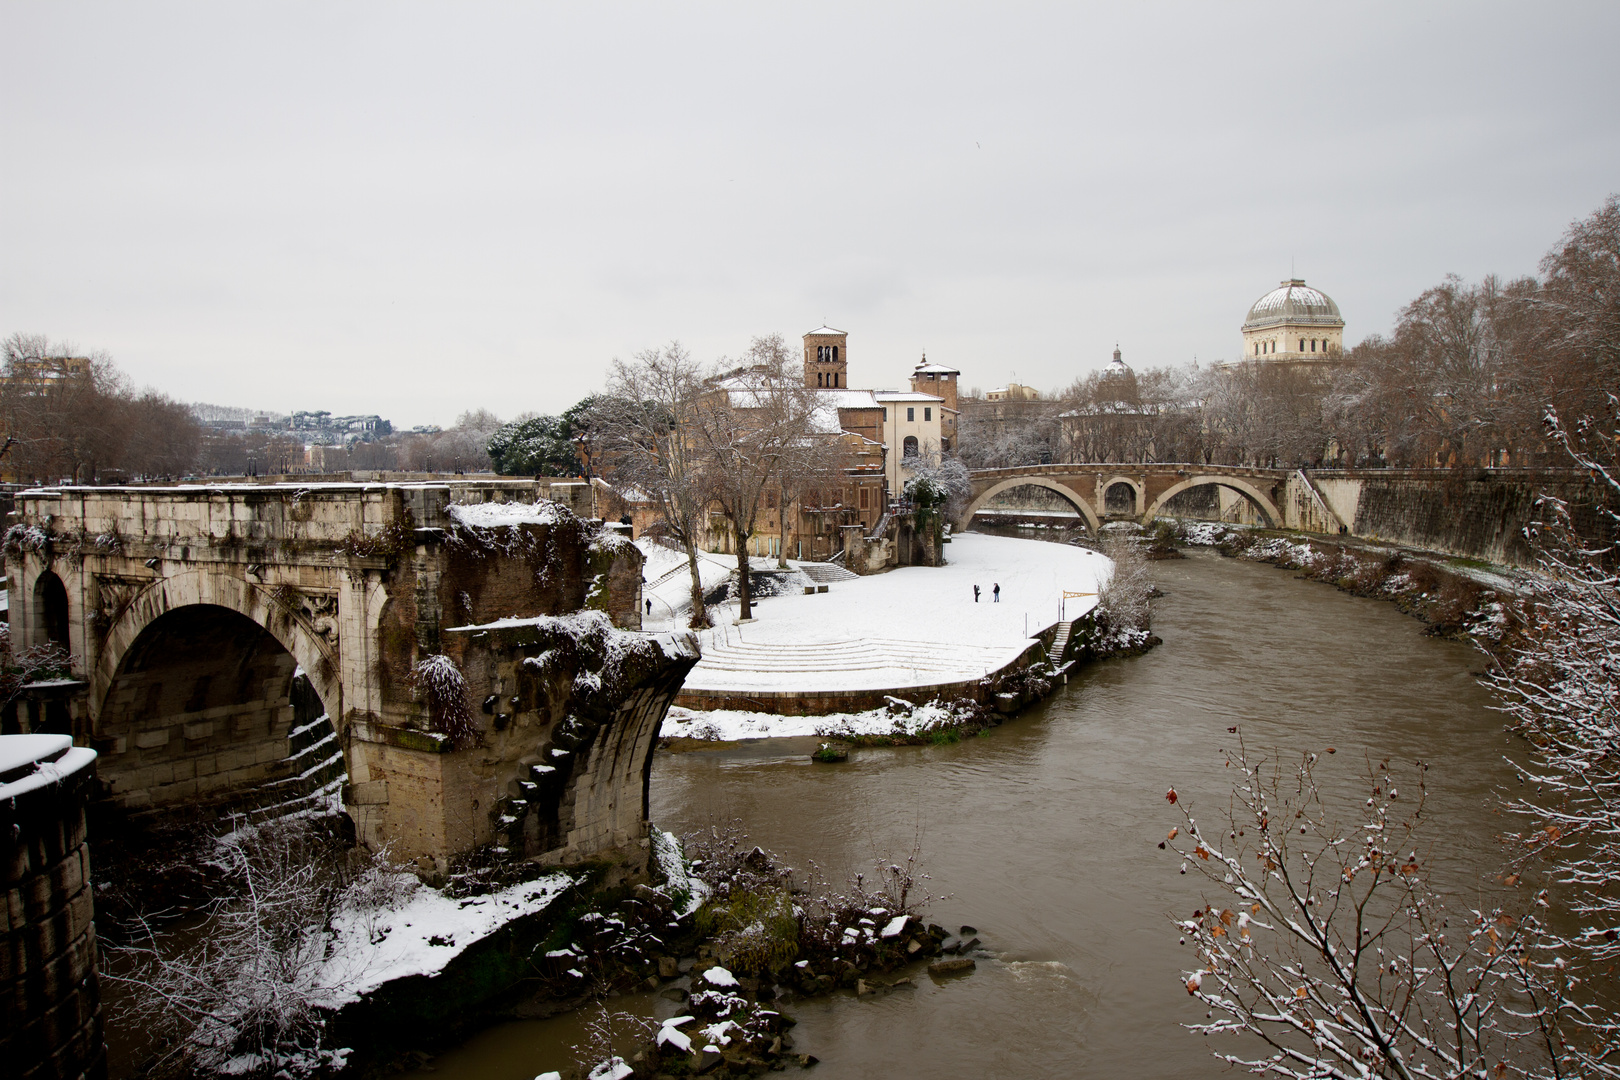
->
<box><xmin>803</xmin><ymin>326</ymin><xmax>848</xmax><ymax>389</ymax></box>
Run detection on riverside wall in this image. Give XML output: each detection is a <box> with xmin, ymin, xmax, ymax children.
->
<box><xmin>1228</xmin><ymin>469</ymin><xmax>1614</xmax><ymax>569</ymax></box>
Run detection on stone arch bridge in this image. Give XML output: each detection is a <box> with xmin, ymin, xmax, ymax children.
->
<box><xmin>4</xmin><ymin>480</ymin><xmax>697</xmax><ymax>873</ymax></box>
<box><xmin>962</xmin><ymin>463</ymin><xmax>1295</xmax><ymax>532</ymax></box>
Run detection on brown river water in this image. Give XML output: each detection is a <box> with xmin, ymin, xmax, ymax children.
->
<box><xmin>406</xmin><ymin>542</ymin><xmax>1520</xmax><ymax>1079</ymax></box>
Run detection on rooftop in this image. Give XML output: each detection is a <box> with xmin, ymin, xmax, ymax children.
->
<box><xmin>1243</xmin><ymin>278</ymin><xmax>1344</xmax><ymax>330</ymax></box>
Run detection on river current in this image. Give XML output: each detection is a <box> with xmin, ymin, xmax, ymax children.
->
<box><xmin>409</xmin><ymin>543</ymin><xmax>1517</xmax><ymax>1079</ymax></box>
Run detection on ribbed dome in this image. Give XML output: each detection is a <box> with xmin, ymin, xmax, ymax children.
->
<box><xmin>1243</xmin><ymin>279</ymin><xmax>1344</xmax><ymax>330</ymax></box>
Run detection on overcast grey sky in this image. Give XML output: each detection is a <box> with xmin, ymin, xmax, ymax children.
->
<box><xmin>4</xmin><ymin>2</ymin><xmax>1617</xmax><ymax>428</ymax></box>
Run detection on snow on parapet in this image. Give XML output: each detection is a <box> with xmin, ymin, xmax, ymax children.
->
<box><xmin>447</xmin><ymin>500</ymin><xmax>573</xmax><ymax>529</ymax></box>
<box><xmin>0</xmin><ymin>734</ymin><xmax>97</xmax><ymax>802</ymax></box>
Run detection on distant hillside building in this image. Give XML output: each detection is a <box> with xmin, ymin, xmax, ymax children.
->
<box><xmin>985</xmin><ymin>383</ymin><xmax>1041</xmax><ymax>402</ymax></box>
<box><xmin>1240</xmin><ymin>278</ymin><xmax>1345</xmax><ymax>362</ymax></box>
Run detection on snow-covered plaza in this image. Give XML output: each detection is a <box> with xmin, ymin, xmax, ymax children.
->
<box><xmin>640</xmin><ymin>532</ymin><xmax>1111</xmax><ymax>737</ymax></box>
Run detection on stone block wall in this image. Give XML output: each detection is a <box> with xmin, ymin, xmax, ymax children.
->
<box><xmin>1346</xmin><ymin>471</ymin><xmax>1615</xmax><ymax>567</ymax></box>
<box><xmin>1</xmin><ymin>735</ymin><xmax>105</xmax><ymax>1080</ymax></box>
<box><xmin>93</xmin><ymin>606</ymin><xmax>300</xmax><ymax>811</ymax></box>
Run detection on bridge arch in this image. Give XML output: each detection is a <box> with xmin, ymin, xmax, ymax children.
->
<box><xmin>1102</xmin><ymin>475</ymin><xmax>1144</xmax><ymax>515</ymax></box>
<box><xmin>1144</xmin><ymin>475</ymin><xmax>1282</xmax><ymax>528</ymax></box>
<box><xmin>92</xmin><ymin>570</ymin><xmax>346</xmax><ymax>811</ymax></box>
<box><xmin>961</xmin><ymin>476</ymin><xmax>1101</xmax><ymax>533</ymax></box>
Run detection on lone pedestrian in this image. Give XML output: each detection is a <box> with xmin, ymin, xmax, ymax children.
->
<box><xmin>973</xmin><ymin>585</ymin><xmax>980</xmax><ymax>603</ymax></box>
<box><xmin>645</xmin><ymin>598</ymin><xmax>653</xmax><ymax>616</ymax></box>
<box><xmin>993</xmin><ymin>582</ymin><xmax>1001</xmax><ymax>602</ymax></box>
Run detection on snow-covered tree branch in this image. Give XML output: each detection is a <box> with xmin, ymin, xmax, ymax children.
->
<box><xmin>1166</xmin><ymin>739</ymin><xmax>1568</xmax><ymax>1079</ymax></box>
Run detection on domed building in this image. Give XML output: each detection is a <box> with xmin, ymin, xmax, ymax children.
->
<box><xmin>1241</xmin><ymin>278</ymin><xmax>1345</xmax><ymax>362</ymax></box>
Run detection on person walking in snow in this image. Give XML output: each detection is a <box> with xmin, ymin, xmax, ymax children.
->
<box><xmin>993</xmin><ymin>582</ymin><xmax>1001</xmax><ymax>602</ymax></box>
<box><xmin>973</xmin><ymin>585</ymin><xmax>980</xmax><ymax>603</ymax></box>
<box><xmin>645</xmin><ymin>598</ymin><xmax>653</xmax><ymax>616</ymax></box>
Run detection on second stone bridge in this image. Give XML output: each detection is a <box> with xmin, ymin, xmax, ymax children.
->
<box><xmin>4</xmin><ymin>480</ymin><xmax>697</xmax><ymax>876</ymax></box>
<box><xmin>963</xmin><ymin>463</ymin><xmax>1293</xmax><ymax>532</ymax></box>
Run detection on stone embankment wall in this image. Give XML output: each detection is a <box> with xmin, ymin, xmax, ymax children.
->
<box><xmin>1223</xmin><ymin>469</ymin><xmax>1613</xmax><ymax>569</ymax></box>
<box><xmin>1</xmin><ymin>735</ymin><xmax>104</xmax><ymax>1080</ymax></box>
<box><xmin>674</xmin><ymin>637</ymin><xmax>1051</xmax><ymax>716</ymax></box>
<box><xmin>842</xmin><ymin>511</ymin><xmax>943</xmax><ymax>575</ymax></box>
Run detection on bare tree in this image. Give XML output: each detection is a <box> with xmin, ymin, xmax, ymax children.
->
<box><xmin>1167</xmin><ymin>740</ymin><xmax>1569</xmax><ymax>1079</ymax></box>
<box><xmin>106</xmin><ymin>818</ymin><xmax>410</xmax><ymax>1079</ymax></box>
<box><xmin>1095</xmin><ymin>530</ymin><xmax>1153</xmax><ymax>634</ymax></box>
<box><xmin>1522</xmin><ymin>194</ymin><xmax>1620</xmax><ymax>432</ymax></box>
<box><xmin>595</xmin><ymin>343</ymin><xmax>715</xmax><ymax>627</ymax></box>
<box><xmin>1485</xmin><ymin>401</ymin><xmax>1620</xmax><ymax>1076</ymax></box>
<box><xmin>689</xmin><ymin>334</ymin><xmax>823</xmax><ymax>620</ymax></box>
<box><xmin>772</xmin><ymin>428</ymin><xmax>850</xmax><ymax>568</ymax></box>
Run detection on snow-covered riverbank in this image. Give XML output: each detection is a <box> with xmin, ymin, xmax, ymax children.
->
<box><xmin>658</xmin><ymin>532</ymin><xmax>1110</xmax><ymax>739</ymax></box>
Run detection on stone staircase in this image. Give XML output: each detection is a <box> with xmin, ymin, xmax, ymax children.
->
<box><xmin>793</xmin><ymin>560</ymin><xmax>859</xmax><ymax>584</ymax></box>
<box><xmin>1047</xmin><ymin>621</ymin><xmax>1073</xmax><ymax>665</ymax></box>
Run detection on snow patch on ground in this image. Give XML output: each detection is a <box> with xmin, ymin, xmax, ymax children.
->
<box><xmin>312</xmin><ymin>871</ymin><xmax>573</xmax><ymax>1007</ymax></box>
<box><xmin>672</xmin><ymin>533</ymin><xmax>1106</xmax><ymax>694</ymax></box>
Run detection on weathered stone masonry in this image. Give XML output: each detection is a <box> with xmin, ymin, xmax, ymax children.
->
<box><xmin>5</xmin><ymin>481</ymin><xmax>696</xmax><ymax>869</ymax></box>
<box><xmin>2</xmin><ymin>734</ymin><xmax>104</xmax><ymax>1080</ymax></box>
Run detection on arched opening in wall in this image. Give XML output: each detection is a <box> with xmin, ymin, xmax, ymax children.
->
<box><xmin>95</xmin><ymin>604</ymin><xmax>346</xmax><ymax>818</ymax></box>
<box><xmin>34</xmin><ymin>571</ymin><xmax>70</xmax><ymax>649</ymax></box>
<box><xmin>1104</xmin><ymin>482</ymin><xmax>1137</xmax><ymax>515</ymax></box>
<box><xmin>902</xmin><ymin>436</ymin><xmax>919</xmax><ymax>458</ymax></box>
<box><xmin>974</xmin><ymin>483</ymin><xmax>1089</xmax><ymax>530</ymax></box>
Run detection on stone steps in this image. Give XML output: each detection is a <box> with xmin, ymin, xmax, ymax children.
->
<box><xmin>792</xmin><ymin>561</ymin><xmax>859</xmax><ymax>584</ymax></box>
<box><xmin>1047</xmin><ymin>621</ymin><xmax>1073</xmax><ymax>664</ymax></box>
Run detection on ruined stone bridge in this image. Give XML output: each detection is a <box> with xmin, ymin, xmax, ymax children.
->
<box><xmin>963</xmin><ymin>463</ymin><xmax>1294</xmax><ymax>532</ymax></box>
<box><xmin>4</xmin><ymin>479</ymin><xmax>697</xmax><ymax>874</ymax></box>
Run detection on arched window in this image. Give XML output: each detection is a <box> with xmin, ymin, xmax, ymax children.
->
<box><xmin>34</xmin><ymin>571</ymin><xmax>70</xmax><ymax>649</ymax></box>
<box><xmin>831</xmin><ymin>346</ymin><xmax>838</xmax><ymax>361</ymax></box>
<box><xmin>1299</xmin><ymin>338</ymin><xmax>1306</xmax><ymax>351</ymax></box>
<box><xmin>902</xmin><ymin>436</ymin><xmax>919</xmax><ymax>458</ymax></box>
